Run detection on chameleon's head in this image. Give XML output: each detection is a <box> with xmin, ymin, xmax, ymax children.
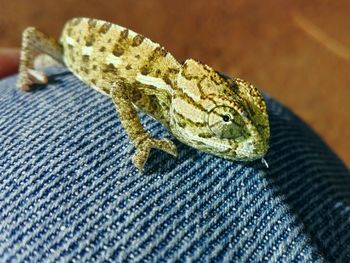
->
<box><xmin>169</xmin><ymin>59</ymin><xmax>270</xmax><ymax>161</ymax></box>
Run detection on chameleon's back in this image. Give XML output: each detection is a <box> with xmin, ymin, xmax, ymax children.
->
<box><xmin>60</xmin><ymin>17</ymin><xmax>180</xmax><ymax>96</ymax></box>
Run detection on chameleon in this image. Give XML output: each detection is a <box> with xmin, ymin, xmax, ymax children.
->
<box><xmin>17</xmin><ymin>17</ymin><xmax>270</xmax><ymax>170</ymax></box>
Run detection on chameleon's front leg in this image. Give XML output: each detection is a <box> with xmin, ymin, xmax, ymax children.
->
<box><xmin>111</xmin><ymin>84</ymin><xmax>177</xmax><ymax>170</ymax></box>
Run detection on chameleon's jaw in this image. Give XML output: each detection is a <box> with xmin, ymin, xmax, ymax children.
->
<box><xmin>234</xmin><ymin>136</ymin><xmax>269</xmax><ymax>160</ymax></box>
<box><xmin>192</xmin><ymin>141</ymin><xmax>269</xmax><ymax>163</ymax></box>
<box><xmin>209</xmin><ymin>138</ymin><xmax>269</xmax><ymax>162</ymax></box>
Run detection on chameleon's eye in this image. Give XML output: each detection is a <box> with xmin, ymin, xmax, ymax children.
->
<box><xmin>208</xmin><ymin>106</ymin><xmax>245</xmax><ymax>139</ymax></box>
<box><xmin>222</xmin><ymin>114</ymin><xmax>231</xmax><ymax>122</ymax></box>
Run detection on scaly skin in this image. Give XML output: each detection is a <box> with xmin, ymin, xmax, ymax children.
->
<box><xmin>17</xmin><ymin>17</ymin><xmax>270</xmax><ymax>170</ymax></box>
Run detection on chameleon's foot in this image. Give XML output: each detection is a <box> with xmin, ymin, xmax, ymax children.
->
<box><xmin>17</xmin><ymin>69</ymin><xmax>48</xmax><ymax>91</ymax></box>
<box><xmin>17</xmin><ymin>27</ymin><xmax>63</xmax><ymax>91</ymax></box>
<box><xmin>132</xmin><ymin>136</ymin><xmax>177</xmax><ymax>170</ymax></box>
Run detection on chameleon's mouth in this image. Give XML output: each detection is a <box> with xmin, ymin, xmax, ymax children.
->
<box><xmin>220</xmin><ymin>136</ymin><xmax>269</xmax><ymax>161</ymax></box>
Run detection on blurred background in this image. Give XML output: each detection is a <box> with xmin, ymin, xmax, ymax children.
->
<box><xmin>1</xmin><ymin>0</ymin><xmax>349</xmax><ymax>167</ymax></box>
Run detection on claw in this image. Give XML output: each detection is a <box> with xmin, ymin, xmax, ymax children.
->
<box><xmin>17</xmin><ymin>69</ymin><xmax>48</xmax><ymax>91</ymax></box>
<box><xmin>28</xmin><ymin>69</ymin><xmax>48</xmax><ymax>84</ymax></box>
<box><xmin>154</xmin><ymin>138</ymin><xmax>177</xmax><ymax>157</ymax></box>
<box><xmin>132</xmin><ymin>137</ymin><xmax>177</xmax><ymax>170</ymax></box>
<box><xmin>132</xmin><ymin>147</ymin><xmax>150</xmax><ymax>171</ymax></box>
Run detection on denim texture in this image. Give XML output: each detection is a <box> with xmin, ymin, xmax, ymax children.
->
<box><xmin>0</xmin><ymin>68</ymin><xmax>349</xmax><ymax>262</ymax></box>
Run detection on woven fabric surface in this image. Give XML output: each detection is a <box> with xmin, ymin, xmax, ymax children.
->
<box><xmin>0</xmin><ymin>68</ymin><xmax>349</xmax><ymax>262</ymax></box>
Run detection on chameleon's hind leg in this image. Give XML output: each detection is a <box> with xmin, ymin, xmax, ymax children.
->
<box><xmin>111</xmin><ymin>84</ymin><xmax>177</xmax><ymax>170</ymax></box>
<box><xmin>17</xmin><ymin>27</ymin><xmax>63</xmax><ymax>91</ymax></box>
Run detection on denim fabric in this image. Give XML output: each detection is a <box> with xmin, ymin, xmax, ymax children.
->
<box><xmin>0</xmin><ymin>68</ymin><xmax>349</xmax><ymax>262</ymax></box>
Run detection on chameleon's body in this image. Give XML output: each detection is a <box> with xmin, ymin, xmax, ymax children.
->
<box><xmin>17</xmin><ymin>17</ymin><xmax>270</xmax><ymax>170</ymax></box>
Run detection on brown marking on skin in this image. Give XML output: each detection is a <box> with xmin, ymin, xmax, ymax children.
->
<box><xmin>150</xmin><ymin>47</ymin><xmax>167</xmax><ymax>62</ymax></box>
<box><xmin>132</xmin><ymin>34</ymin><xmax>145</xmax><ymax>47</ymax></box>
<box><xmin>99</xmin><ymin>46</ymin><xmax>106</xmax><ymax>52</ymax></box>
<box><xmin>146</xmin><ymin>47</ymin><xmax>161</xmax><ymax>65</ymax></box>
<box><xmin>229</xmin><ymin>82</ymin><xmax>240</xmax><ymax>94</ymax></box>
<box><xmin>88</xmin><ymin>18</ymin><xmax>97</xmax><ymax>28</ymax></box>
<box><xmin>82</xmin><ymin>55</ymin><xmax>89</xmax><ymax>62</ymax></box>
<box><xmin>176</xmin><ymin>89</ymin><xmax>210</xmax><ymax>113</ymax></box>
<box><xmin>102</xmin><ymin>63</ymin><xmax>119</xmax><ymax>75</ymax></box>
<box><xmin>126</xmin><ymin>64</ymin><xmax>132</xmax><ymax>70</ymax></box>
<box><xmin>198</xmin><ymin>132</ymin><xmax>213</xmax><ymax>138</ymax></box>
<box><xmin>135</xmin><ymin>54</ymin><xmax>141</xmax><ymax>59</ymax></box>
<box><xmin>112</xmin><ymin>43</ymin><xmax>124</xmax><ymax>56</ymax></box>
<box><xmin>155</xmin><ymin>69</ymin><xmax>161</xmax><ymax>76</ymax></box>
<box><xmin>92</xmin><ymin>65</ymin><xmax>97</xmax><ymax>70</ymax></box>
<box><xmin>157</xmin><ymin>47</ymin><xmax>168</xmax><ymax>57</ymax></box>
<box><xmin>223</xmin><ymin>78</ymin><xmax>240</xmax><ymax>95</ymax></box>
<box><xmin>195</xmin><ymin>76</ymin><xmax>207</xmax><ymax>97</ymax></box>
<box><xmin>202</xmin><ymin>64</ymin><xmax>212</xmax><ymax>74</ymax></box>
<box><xmin>137</xmin><ymin>46</ymin><xmax>170</xmax><ymax>77</ymax></box>
<box><xmin>226</xmin><ymin>83</ymin><xmax>245</xmax><ymax>102</ymax></box>
<box><xmin>120</xmin><ymin>29</ymin><xmax>129</xmax><ymax>40</ymax></box>
<box><xmin>174</xmin><ymin>110</ymin><xmax>207</xmax><ymax>127</ymax></box>
<box><xmin>98</xmin><ymin>22</ymin><xmax>112</xmax><ymax>34</ymax></box>
<box><xmin>85</xmin><ymin>34</ymin><xmax>96</xmax><ymax>47</ymax></box>
<box><xmin>107</xmin><ymin>38</ymin><xmax>112</xmax><ymax>43</ymax></box>
<box><xmin>210</xmin><ymin>73</ymin><xmax>224</xmax><ymax>85</ymax></box>
<box><xmin>130</xmin><ymin>88</ymin><xmax>142</xmax><ymax>101</ymax></box>
<box><xmin>91</xmin><ymin>79</ymin><xmax>97</xmax><ymax>85</ymax></box>
<box><xmin>168</xmin><ymin>68</ymin><xmax>179</xmax><ymax>74</ymax></box>
<box><xmin>192</xmin><ymin>140</ymin><xmax>208</xmax><ymax>148</ymax></box>
<box><xmin>163</xmin><ymin>75</ymin><xmax>172</xmax><ymax>85</ymax></box>
<box><xmin>178</xmin><ymin>120</ymin><xmax>186</xmax><ymax>128</ymax></box>
<box><xmin>140</xmin><ymin>65</ymin><xmax>151</xmax><ymax>75</ymax></box>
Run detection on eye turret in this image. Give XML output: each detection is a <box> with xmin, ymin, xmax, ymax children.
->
<box><xmin>208</xmin><ymin>106</ymin><xmax>248</xmax><ymax>139</ymax></box>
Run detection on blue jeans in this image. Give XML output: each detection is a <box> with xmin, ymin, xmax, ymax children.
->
<box><xmin>0</xmin><ymin>68</ymin><xmax>349</xmax><ymax>262</ymax></box>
